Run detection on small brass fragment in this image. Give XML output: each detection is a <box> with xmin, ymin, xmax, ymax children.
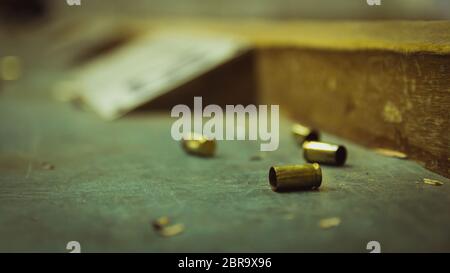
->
<box><xmin>374</xmin><ymin>148</ymin><xmax>407</xmax><ymax>159</ymax></box>
<box><xmin>181</xmin><ymin>133</ymin><xmax>216</xmax><ymax>157</ymax></box>
<box><xmin>159</xmin><ymin>224</ymin><xmax>185</xmax><ymax>237</ymax></box>
<box><xmin>152</xmin><ymin>216</ymin><xmax>185</xmax><ymax>237</ymax></box>
<box><xmin>152</xmin><ymin>216</ymin><xmax>170</xmax><ymax>230</ymax></box>
<box><xmin>319</xmin><ymin>217</ymin><xmax>341</xmax><ymax>229</ymax></box>
<box><xmin>423</xmin><ymin>178</ymin><xmax>444</xmax><ymax>186</ymax></box>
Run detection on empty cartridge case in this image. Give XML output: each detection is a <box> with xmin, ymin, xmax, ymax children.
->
<box><xmin>291</xmin><ymin>123</ymin><xmax>320</xmax><ymax>145</ymax></box>
<box><xmin>303</xmin><ymin>141</ymin><xmax>347</xmax><ymax>166</ymax></box>
<box><xmin>269</xmin><ymin>163</ymin><xmax>322</xmax><ymax>192</ymax></box>
<box><xmin>181</xmin><ymin>133</ymin><xmax>216</xmax><ymax>157</ymax></box>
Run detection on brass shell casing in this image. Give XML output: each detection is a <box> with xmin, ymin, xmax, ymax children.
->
<box><xmin>291</xmin><ymin>123</ymin><xmax>320</xmax><ymax>145</ymax></box>
<box><xmin>181</xmin><ymin>133</ymin><xmax>216</xmax><ymax>157</ymax></box>
<box><xmin>303</xmin><ymin>141</ymin><xmax>347</xmax><ymax>166</ymax></box>
<box><xmin>269</xmin><ymin>163</ymin><xmax>322</xmax><ymax>192</ymax></box>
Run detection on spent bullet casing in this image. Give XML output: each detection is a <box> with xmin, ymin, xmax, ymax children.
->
<box><xmin>303</xmin><ymin>141</ymin><xmax>347</xmax><ymax>166</ymax></box>
<box><xmin>181</xmin><ymin>133</ymin><xmax>216</xmax><ymax>157</ymax></box>
<box><xmin>291</xmin><ymin>123</ymin><xmax>320</xmax><ymax>144</ymax></box>
<box><xmin>269</xmin><ymin>163</ymin><xmax>322</xmax><ymax>192</ymax></box>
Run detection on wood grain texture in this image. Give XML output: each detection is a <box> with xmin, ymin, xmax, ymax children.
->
<box><xmin>256</xmin><ymin>48</ymin><xmax>450</xmax><ymax>177</ymax></box>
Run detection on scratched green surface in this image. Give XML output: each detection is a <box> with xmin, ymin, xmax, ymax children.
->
<box><xmin>1</xmin><ymin>77</ymin><xmax>450</xmax><ymax>253</ymax></box>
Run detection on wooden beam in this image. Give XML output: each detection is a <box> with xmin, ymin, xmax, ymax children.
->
<box><xmin>257</xmin><ymin>47</ymin><xmax>449</xmax><ymax>177</ymax></box>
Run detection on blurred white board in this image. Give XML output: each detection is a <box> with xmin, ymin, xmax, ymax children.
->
<box><xmin>70</xmin><ymin>32</ymin><xmax>248</xmax><ymax>120</ymax></box>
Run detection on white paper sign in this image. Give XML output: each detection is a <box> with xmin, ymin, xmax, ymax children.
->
<box><xmin>72</xmin><ymin>32</ymin><xmax>248</xmax><ymax>120</ymax></box>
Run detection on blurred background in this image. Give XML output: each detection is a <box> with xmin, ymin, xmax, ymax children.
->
<box><xmin>1</xmin><ymin>0</ymin><xmax>450</xmax><ymax>23</ymax></box>
<box><xmin>2</xmin><ymin>0</ymin><xmax>449</xmax><ymax>90</ymax></box>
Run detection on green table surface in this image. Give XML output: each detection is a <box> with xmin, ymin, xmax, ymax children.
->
<box><xmin>1</xmin><ymin>71</ymin><xmax>450</xmax><ymax>253</ymax></box>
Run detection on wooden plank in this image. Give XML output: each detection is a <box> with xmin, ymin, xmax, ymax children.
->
<box><xmin>257</xmin><ymin>48</ymin><xmax>449</xmax><ymax>177</ymax></box>
<box><xmin>134</xmin><ymin>20</ymin><xmax>450</xmax><ymax>54</ymax></box>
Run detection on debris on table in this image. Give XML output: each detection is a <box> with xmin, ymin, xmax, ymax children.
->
<box><xmin>182</xmin><ymin>133</ymin><xmax>216</xmax><ymax>157</ymax></box>
<box><xmin>159</xmin><ymin>223</ymin><xmax>185</xmax><ymax>237</ymax></box>
<box><xmin>319</xmin><ymin>217</ymin><xmax>341</xmax><ymax>229</ymax></box>
<box><xmin>423</xmin><ymin>178</ymin><xmax>444</xmax><ymax>186</ymax></box>
<box><xmin>249</xmin><ymin>152</ymin><xmax>266</xmax><ymax>161</ymax></box>
<box><xmin>152</xmin><ymin>216</ymin><xmax>170</xmax><ymax>230</ymax></box>
<box><xmin>374</xmin><ymin>148</ymin><xmax>407</xmax><ymax>159</ymax></box>
<box><xmin>40</xmin><ymin>162</ymin><xmax>55</xmax><ymax>170</ymax></box>
<box><xmin>152</xmin><ymin>216</ymin><xmax>185</xmax><ymax>237</ymax></box>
